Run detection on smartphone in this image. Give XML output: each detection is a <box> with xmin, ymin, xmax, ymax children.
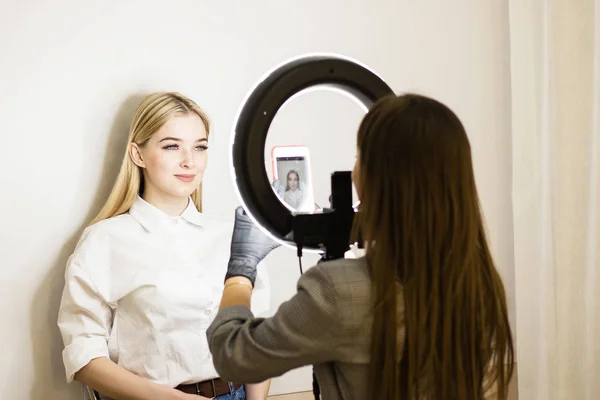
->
<box><xmin>270</xmin><ymin>145</ymin><xmax>316</xmax><ymax>213</ymax></box>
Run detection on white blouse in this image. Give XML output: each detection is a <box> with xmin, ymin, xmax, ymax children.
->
<box><xmin>57</xmin><ymin>196</ymin><xmax>271</xmax><ymax>389</ymax></box>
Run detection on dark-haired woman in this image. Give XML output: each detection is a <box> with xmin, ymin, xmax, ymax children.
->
<box><xmin>208</xmin><ymin>93</ymin><xmax>514</xmax><ymax>399</ymax></box>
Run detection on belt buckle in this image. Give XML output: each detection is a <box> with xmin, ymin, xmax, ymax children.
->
<box><xmin>211</xmin><ymin>379</ymin><xmax>217</xmax><ymax>397</ymax></box>
<box><xmin>195</xmin><ymin>382</ymin><xmax>201</xmax><ymax>396</ymax></box>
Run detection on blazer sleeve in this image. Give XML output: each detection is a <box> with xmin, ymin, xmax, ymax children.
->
<box><xmin>206</xmin><ymin>264</ymin><xmax>343</xmax><ymax>383</ymax></box>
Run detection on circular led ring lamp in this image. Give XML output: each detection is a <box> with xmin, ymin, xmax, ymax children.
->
<box><xmin>230</xmin><ymin>53</ymin><xmax>394</xmax><ymax>251</ymax></box>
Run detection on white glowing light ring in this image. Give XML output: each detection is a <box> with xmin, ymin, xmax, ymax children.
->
<box><xmin>229</xmin><ymin>53</ymin><xmax>394</xmax><ymax>252</ymax></box>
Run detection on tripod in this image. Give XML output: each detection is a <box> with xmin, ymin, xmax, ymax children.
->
<box><xmin>291</xmin><ymin>171</ymin><xmax>356</xmax><ymax>400</ymax></box>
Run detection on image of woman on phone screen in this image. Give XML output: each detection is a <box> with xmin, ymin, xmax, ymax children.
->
<box><xmin>56</xmin><ymin>92</ymin><xmax>271</xmax><ymax>400</ymax></box>
<box><xmin>282</xmin><ymin>170</ymin><xmax>303</xmax><ymax>209</ymax></box>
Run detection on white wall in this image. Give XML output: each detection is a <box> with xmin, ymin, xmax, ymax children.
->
<box><xmin>0</xmin><ymin>1</ymin><xmax>514</xmax><ymax>398</ymax></box>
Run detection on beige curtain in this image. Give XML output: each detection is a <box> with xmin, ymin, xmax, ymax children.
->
<box><xmin>509</xmin><ymin>0</ymin><xmax>600</xmax><ymax>398</ymax></box>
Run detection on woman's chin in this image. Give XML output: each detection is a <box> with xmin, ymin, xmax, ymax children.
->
<box><xmin>166</xmin><ymin>184</ymin><xmax>197</xmax><ymax>199</ymax></box>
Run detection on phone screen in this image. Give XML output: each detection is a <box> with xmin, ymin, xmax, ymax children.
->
<box><xmin>272</xmin><ymin>155</ymin><xmax>315</xmax><ymax>212</ymax></box>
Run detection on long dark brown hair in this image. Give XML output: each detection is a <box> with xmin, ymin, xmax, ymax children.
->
<box><xmin>354</xmin><ymin>93</ymin><xmax>514</xmax><ymax>399</ymax></box>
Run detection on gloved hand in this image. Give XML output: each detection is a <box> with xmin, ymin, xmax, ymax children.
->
<box><xmin>226</xmin><ymin>206</ymin><xmax>281</xmax><ymax>286</ymax></box>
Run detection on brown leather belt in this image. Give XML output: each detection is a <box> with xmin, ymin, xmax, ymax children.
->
<box><xmin>176</xmin><ymin>377</ymin><xmax>242</xmax><ymax>398</ymax></box>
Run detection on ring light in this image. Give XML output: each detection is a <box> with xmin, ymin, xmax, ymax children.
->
<box><xmin>230</xmin><ymin>53</ymin><xmax>394</xmax><ymax>253</ymax></box>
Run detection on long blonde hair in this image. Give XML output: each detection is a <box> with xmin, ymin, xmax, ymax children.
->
<box><xmin>89</xmin><ymin>92</ymin><xmax>211</xmax><ymax>226</ymax></box>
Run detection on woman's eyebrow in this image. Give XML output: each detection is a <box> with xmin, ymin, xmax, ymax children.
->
<box><xmin>159</xmin><ymin>136</ymin><xmax>181</xmax><ymax>142</ymax></box>
<box><xmin>158</xmin><ymin>137</ymin><xmax>207</xmax><ymax>142</ymax></box>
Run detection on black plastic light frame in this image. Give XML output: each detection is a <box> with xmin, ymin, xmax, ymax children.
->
<box><xmin>229</xmin><ymin>53</ymin><xmax>394</xmax><ymax>251</ymax></box>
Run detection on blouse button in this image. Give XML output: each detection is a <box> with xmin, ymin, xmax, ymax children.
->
<box><xmin>205</xmin><ymin>310</ymin><xmax>211</xmax><ymax>315</ymax></box>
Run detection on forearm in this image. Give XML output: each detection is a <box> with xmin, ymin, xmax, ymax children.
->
<box><xmin>245</xmin><ymin>379</ymin><xmax>271</xmax><ymax>400</ymax></box>
<box><xmin>74</xmin><ymin>357</ymin><xmax>183</xmax><ymax>400</ymax></box>
<box><xmin>218</xmin><ymin>278</ymin><xmax>271</xmax><ymax>395</ymax></box>
<box><xmin>219</xmin><ymin>277</ymin><xmax>253</xmax><ymax>310</ymax></box>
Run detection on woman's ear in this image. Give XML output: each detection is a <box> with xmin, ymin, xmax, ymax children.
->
<box><xmin>129</xmin><ymin>143</ymin><xmax>145</xmax><ymax>168</ymax></box>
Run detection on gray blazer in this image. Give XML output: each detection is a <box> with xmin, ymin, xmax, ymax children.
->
<box><xmin>206</xmin><ymin>256</ymin><xmax>379</xmax><ymax>400</ymax></box>
<box><xmin>207</xmin><ymin>256</ymin><xmax>504</xmax><ymax>399</ymax></box>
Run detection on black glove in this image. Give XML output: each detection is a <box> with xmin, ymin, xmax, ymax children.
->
<box><xmin>226</xmin><ymin>206</ymin><xmax>281</xmax><ymax>286</ymax></box>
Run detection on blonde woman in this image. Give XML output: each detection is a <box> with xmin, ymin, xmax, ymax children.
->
<box><xmin>57</xmin><ymin>92</ymin><xmax>271</xmax><ymax>400</ymax></box>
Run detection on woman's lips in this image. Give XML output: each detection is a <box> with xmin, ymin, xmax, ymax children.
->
<box><xmin>175</xmin><ymin>174</ymin><xmax>195</xmax><ymax>183</ymax></box>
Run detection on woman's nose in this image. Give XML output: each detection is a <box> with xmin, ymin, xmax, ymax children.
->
<box><xmin>179</xmin><ymin>150</ymin><xmax>195</xmax><ymax>168</ymax></box>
